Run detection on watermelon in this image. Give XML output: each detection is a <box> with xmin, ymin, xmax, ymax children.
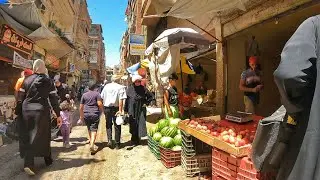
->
<box><xmin>148</xmin><ymin>126</ymin><xmax>159</xmax><ymax>137</ymax></box>
<box><xmin>160</xmin><ymin>127</ymin><xmax>169</xmax><ymax>136</ymax></box>
<box><xmin>177</xmin><ymin>129</ymin><xmax>181</xmax><ymax>134</ymax></box>
<box><xmin>169</xmin><ymin>118</ymin><xmax>181</xmax><ymax>127</ymax></box>
<box><xmin>159</xmin><ymin>137</ymin><xmax>174</xmax><ymax>148</ymax></box>
<box><xmin>165</xmin><ymin>127</ymin><xmax>178</xmax><ymax>138</ymax></box>
<box><xmin>171</xmin><ymin>145</ymin><xmax>182</xmax><ymax>151</ymax></box>
<box><xmin>152</xmin><ymin>132</ymin><xmax>162</xmax><ymax>142</ymax></box>
<box><xmin>173</xmin><ymin>134</ymin><xmax>182</xmax><ymax>146</ymax></box>
<box><xmin>157</xmin><ymin>119</ymin><xmax>169</xmax><ymax>130</ymax></box>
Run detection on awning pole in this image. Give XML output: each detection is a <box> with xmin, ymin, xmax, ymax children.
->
<box><xmin>186</xmin><ymin>19</ymin><xmax>221</xmax><ymax>43</ymax></box>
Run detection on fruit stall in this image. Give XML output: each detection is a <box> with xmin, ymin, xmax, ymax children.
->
<box><xmin>147</xmin><ymin>114</ymin><xmax>277</xmax><ymax>180</ymax></box>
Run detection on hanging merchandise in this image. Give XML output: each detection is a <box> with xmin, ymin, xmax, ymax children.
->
<box><xmin>137</xmin><ymin>68</ymin><xmax>147</xmax><ymax>77</ymax></box>
<box><xmin>127</xmin><ymin>63</ymin><xmax>140</xmax><ymax>74</ymax></box>
<box><xmin>176</xmin><ymin>56</ymin><xmax>195</xmax><ymax>75</ymax></box>
<box><xmin>141</xmin><ymin>58</ymin><xmax>150</xmax><ymax>68</ymax></box>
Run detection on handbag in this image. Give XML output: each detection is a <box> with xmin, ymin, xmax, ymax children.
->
<box><xmin>251</xmin><ymin>106</ymin><xmax>296</xmax><ymax>172</ymax></box>
<box><xmin>116</xmin><ymin>114</ymin><xmax>125</xmax><ymax>125</ymax></box>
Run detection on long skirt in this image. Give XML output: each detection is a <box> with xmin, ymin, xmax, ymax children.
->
<box><xmin>19</xmin><ymin>109</ymin><xmax>51</xmax><ymax>158</ymax></box>
<box><xmin>129</xmin><ymin>107</ymin><xmax>147</xmax><ymax>141</ymax></box>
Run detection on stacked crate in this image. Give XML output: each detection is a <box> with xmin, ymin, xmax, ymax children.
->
<box><xmin>160</xmin><ymin>146</ymin><xmax>181</xmax><ymax>168</ymax></box>
<box><xmin>212</xmin><ymin>149</ymin><xmax>242</xmax><ymax>180</ymax></box>
<box><xmin>212</xmin><ymin>150</ymin><xmax>277</xmax><ymax>180</ymax></box>
<box><xmin>181</xmin><ymin>130</ymin><xmax>212</xmax><ymax>177</ymax></box>
<box><xmin>148</xmin><ymin>135</ymin><xmax>161</xmax><ymax>160</ymax></box>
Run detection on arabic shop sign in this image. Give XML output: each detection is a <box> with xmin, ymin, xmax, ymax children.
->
<box><xmin>13</xmin><ymin>51</ymin><xmax>33</xmax><ymax>69</ymax></box>
<box><xmin>0</xmin><ymin>25</ymin><xmax>34</xmax><ymax>56</ymax></box>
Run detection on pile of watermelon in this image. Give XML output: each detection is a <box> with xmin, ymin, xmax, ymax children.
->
<box><xmin>148</xmin><ymin>118</ymin><xmax>182</xmax><ymax>151</ymax></box>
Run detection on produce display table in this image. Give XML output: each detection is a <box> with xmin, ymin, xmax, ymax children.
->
<box><xmin>178</xmin><ymin>115</ymin><xmax>263</xmax><ymax>157</ymax></box>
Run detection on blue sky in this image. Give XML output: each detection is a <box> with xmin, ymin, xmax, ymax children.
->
<box><xmin>87</xmin><ymin>0</ymin><xmax>127</xmax><ymax>67</ymax></box>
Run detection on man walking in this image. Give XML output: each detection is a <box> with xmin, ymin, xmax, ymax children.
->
<box><xmin>100</xmin><ymin>75</ymin><xmax>126</xmax><ymax>149</ymax></box>
<box><xmin>54</xmin><ymin>75</ymin><xmax>70</xmax><ymax>103</ymax></box>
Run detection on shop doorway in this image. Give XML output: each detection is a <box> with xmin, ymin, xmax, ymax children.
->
<box><xmin>225</xmin><ymin>3</ymin><xmax>320</xmax><ymax>116</ymax></box>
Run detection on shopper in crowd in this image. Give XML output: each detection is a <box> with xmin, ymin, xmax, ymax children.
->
<box><xmin>239</xmin><ymin>56</ymin><xmax>263</xmax><ymax>114</ymax></box>
<box><xmin>15</xmin><ymin>59</ymin><xmax>62</xmax><ymax>176</ymax></box>
<box><xmin>54</xmin><ymin>76</ymin><xmax>70</xmax><ymax>103</ymax></box>
<box><xmin>14</xmin><ymin>69</ymin><xmax>33</xmax><ymax>100</ymax></box>
<box><xmin>59</xmin><ymin>101</ymin><xmax>72</xmax><ymax>149</ymax></box>
<box><xmin>273</xmin><ymin>15</ymin><xmax>320</xmax><ymax>180</ymax></box>
<box><xmin>164</xmin><ymin>73</ymin><xmax>179</xmax><ymax>119</ymax></box>
<box><xmin>79</xmin><ymin>82</ymin><xmax>104</xmax><ymax>153</ymax></box>
<box><xmin>125</xmin><ymin>75</ymin><xmax>154</xmax><ymax>146</ymax></box>
<box><xmin>100</xmin><ymin>75</ymin><xmax>127</xmax><ymax>149</ymax></box>
<box><xmin>78</xmin><ymin>84</ymin><xmax>85</xmax><ymax>101</ymax></box>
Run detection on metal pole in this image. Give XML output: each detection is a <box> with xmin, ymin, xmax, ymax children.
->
<box><xmin>180</xmin><ymin>57</ymin><xmax>183</xmax><ymax>90</ymax></box>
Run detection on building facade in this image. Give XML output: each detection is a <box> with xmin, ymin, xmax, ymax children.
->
<box><xmin>88</xmin><ymin>24</ymin><xmax>105</xmax><ymax>83</ymax></box>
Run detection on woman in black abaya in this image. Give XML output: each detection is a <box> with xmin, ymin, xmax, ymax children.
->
<box><xmin>16</xmin><ymin>59</ymin><xmax>62</xmax><ymax>176</ymax></box>
<box><xmin>125</xmin><ymin>75</ymin><xmax>154</xmax><ymax>146</ymax></box>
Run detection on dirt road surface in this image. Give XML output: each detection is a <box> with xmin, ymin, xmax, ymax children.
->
<box><xmin>0</xmin><ymin>114</ymin><xmax>192</xmax><ymax>180</ymax></box>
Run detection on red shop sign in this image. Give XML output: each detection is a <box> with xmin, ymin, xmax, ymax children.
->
<box><xmin>0</xmin><ymin>25</ymin><xmax>34</xmax><ymax>56</ymax></box>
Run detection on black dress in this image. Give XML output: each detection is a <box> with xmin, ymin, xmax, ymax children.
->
<box><xmin>125</xmin><ymin>85</ymin><xmax>154</xmax><ymax>143</ymax></box>
<box><xmin>16</xmin><ymin>74</ymin><xmax>60</xmax><ymax>166</ymax></box>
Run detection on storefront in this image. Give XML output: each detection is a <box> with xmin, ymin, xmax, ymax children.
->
<box><xmin>0</xmin><ymin>24</ymin><xmax>34</xmax><ymax>96</ymax></box>
<box><xmin>225</xmin><ymin>2</ymin><xmax>320</xmax><ymax>116</ymax></box>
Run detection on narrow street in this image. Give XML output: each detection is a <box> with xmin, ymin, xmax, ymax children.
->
<box><xmin>0</xmin><ymin>113</ymin><xmax>187</xmax><ymax>180</ymax></box>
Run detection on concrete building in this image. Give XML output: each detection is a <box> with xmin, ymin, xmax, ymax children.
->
<box><xmin>88</xmin><ymin>24</ymin><xmax>105</xmax><ymax>83</ymax></box>
<box><xmin>120</xmin><ymin>0</ymin><xmax>146</xmax><ymax>70</ymax></box>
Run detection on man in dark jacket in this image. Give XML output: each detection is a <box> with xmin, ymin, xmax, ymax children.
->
<box><xmin>274</xmin><ymin>15</ymin><xmax>320</xmax><ymax>180</ymax></box>
<box><xmin>54</xmin><ymin>77</ymin><xmax>70</xmax><ymax>103</ymax></box>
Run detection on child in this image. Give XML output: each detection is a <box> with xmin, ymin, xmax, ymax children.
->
<box><xmin>179</xmin><ymin>88</ymin><xmax>193</xmax><ymax>119</ymax></box>
<box><xmin>60</xmin><ymin>101</ymin><xmax>72</xmax><ymax>148</ymax></box>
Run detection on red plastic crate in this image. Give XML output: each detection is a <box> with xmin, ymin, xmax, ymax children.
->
<box><xmin>160</xmin><ymin>147</ymin><xmax>181</xmax><ymax>168</ymax></box>
<box><xmin>213</xmin><ymin>157</ymin><xmax>238</xmax><ymax>172</ymax></box>
<box><xmin>213</xmin><ymin>169</ymin><xmax>236</xmax><ymax>180</ymax></box>
<box><xmin>239</xmin><ymin>157</ymin><xmax>257</xmax><ymax>173</ymax></box>
<box><xmin>212</xmin><ymin>149</ymin><xmax>241</xmax><ymax>166</ymax></box>
<box><xmin>237</xmin><ymin>172</ymin><xmax>259</xmax><ymax>180</ymax></box>
<box><xmin>238</xmin><ymin>168</ymin><xmax>260</xmax><ymax>179</ymax></box>
<box><xmin>212</xmin><ymin>174</ymin><xmax>227</xmax><ymax>180</ymax></box>
<box><xmin>212</xmin><ymin>161</ymin><xmax>237</xmax><ymax>178</ymax></box>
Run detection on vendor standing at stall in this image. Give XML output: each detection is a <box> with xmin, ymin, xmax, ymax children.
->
<box><xmin>179</xmin><ymin>87</ymin><xmax>193</xmax><ymax>119</ymax></box>
<box><xmin>164</xmin><ymin>73</ymin><xmax>179</xmax><ymax>119</ymax></box>
<box><xmin>239</xmin><ymin>56</ymin><xmax>263</xmax><ymax>114</ymax></box>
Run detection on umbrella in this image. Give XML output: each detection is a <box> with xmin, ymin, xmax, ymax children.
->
<box><xmin>145</xmin><ymin>28</ymin><xmax>210</xmax><ymax>55</ymax></box>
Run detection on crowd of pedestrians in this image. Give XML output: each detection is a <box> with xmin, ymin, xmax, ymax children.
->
<box><xmin>13</xmin><ymin>60</ymin><xmax>155</xmax><ymax>176</ymax></box>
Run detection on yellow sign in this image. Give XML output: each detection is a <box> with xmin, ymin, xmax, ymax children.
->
<box><xmin>130</xmin><ymin>44</ymin><xmax>145</xmax><ymax>55</ymax></box>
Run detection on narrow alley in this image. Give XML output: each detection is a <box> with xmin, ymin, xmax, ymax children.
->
<box><xmin>0</xmin><ymin>116</ymin><xmax>187</xmax><ymax>180</ymax></box>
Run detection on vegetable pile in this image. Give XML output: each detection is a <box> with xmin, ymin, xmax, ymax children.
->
<box><xmin>148</xmin><ymin>118</ymin><xmax>182</xmax><ymax>151</ymax></box>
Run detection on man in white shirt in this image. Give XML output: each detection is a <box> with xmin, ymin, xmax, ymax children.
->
<box><xmin>100</xmin><ymin>75</ymin><xmax>127</xmax><ymax>149</ymax></box>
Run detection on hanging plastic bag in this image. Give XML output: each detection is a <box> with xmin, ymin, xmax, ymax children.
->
<box><xmin>116</xmin><ymin>115</ymin><xmax>124</xmax><ymax>125</ymax></box>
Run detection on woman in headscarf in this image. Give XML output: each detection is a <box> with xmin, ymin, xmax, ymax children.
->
<box><xmin>15</xmin><ymin>59</ymin><xmax>62</xmax><ymax>176</ymax></box>
<box><xmin>125</xmin><ymin>75</ymin><xmax>154</xmax><ymax>146</ymax></box>
<box><xmin>273</xmin><ymin>15</ymin><xmax>320</xmax><ymax>180</ymax></box>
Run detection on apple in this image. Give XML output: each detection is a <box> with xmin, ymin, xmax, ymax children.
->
<box><xmin>239</xmin><ymin>139</ymin><xmax>246</xmax><ymax>146</ymax></box>
<box><xmin>212</xmin><ymin>132</ymin><xmax>220</xmax><ymax>137</ymax></box>
<box><xmin>200</xmin><ymin>129</ymin><xmax>206</xmax><ymax>133</ymax></box>
<box><xmin>189</xmin><ymin>124</ymin><xmax>195</xmax><ymax>128</ymax></box>
<box><xmin>206</xmin><ymin>130</ymin><xmax>211</xmax><ymax>134</ymax></box>
<box><xmin>190</xmin><ymin>120</ymin><xmax>195</xmax><ymax>124</ymax></box>
<box><xmin>230</xmin><ymin>132</ymin><xmax>237</xmax><ymax>137</ymax></box>
<box><xmin>243</xmin><ymin>138</ymin><xmax>249</xmax><ymax>145</ymax></box>
<box><xmin>221</xmin><ymin>131</ymin><xmax>228</xmax><ymax>136</ymax></box>
<box><xmin>235</xmin><ymin>141</ymin><xmax>240</xmax><ymax>147</ymax></box>
<box><xmin>229</xmin><ymin>136</ymin><xmax>236</xmax><ymax>144</ymax></box>
<box><xmin>245</xmin><ymin>129</ymin><xmax>250</xmax><ymax>133</ymax></box>
<box><xmin>194</xmin><ymin>121</ymin><xmax>199</xmax><ymax>125</ymax></box>
<box><xmin>202</xmin><ymin>126</ymin><xmax>208</xmax><ymax>130</ymax></box>
<box><xmin>236</xmin><ymin>135</ymin><xmax>243</xmax><ymax>139</ymax></box>
<box><xmin>222</xmin><ymin>135</ymin><xmax>230</xmax><ymax>142</ymax></box>
<box><xmin>210</xmin><ymin>132</ymin><xmax>215</xmax><ymax>136</ymax></box>
<box><xmin>239</xmin><ymin>131</ymin><xmax>246</xmax><ymax>136</ymax></box>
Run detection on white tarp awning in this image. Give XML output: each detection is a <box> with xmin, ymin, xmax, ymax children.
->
<box><xmin>166</xmin><ymin>0</ymin><xmax>248</xmax><ymax>19</ymax></box>
<box><xmin>0</xmin><ymin>3</ymin><xmax>74</xmax><ymax>58</ymax></box>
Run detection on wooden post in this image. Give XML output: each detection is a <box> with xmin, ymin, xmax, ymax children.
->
<box><xmin>215</xmin><ymin>17</ymin><xmax>225</xmax><ymax>115</ymax></box>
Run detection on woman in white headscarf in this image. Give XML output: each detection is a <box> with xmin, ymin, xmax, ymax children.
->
<box><xmin>125</xmin><ymin>75</ymin><xmax>154</xmax><ymax>146</ymax></box>
<box><xmin>15</xmin><ymin>59</ymin><xmax>62</xmax><ymax>176</ymax></box>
